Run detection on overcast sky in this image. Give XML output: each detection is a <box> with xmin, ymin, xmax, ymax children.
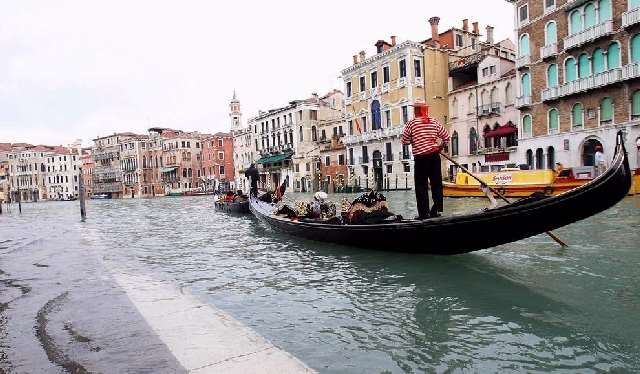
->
<box><xmin>0</xmin><ymin>0</ymin><xmax>514</xmax><ymax>146</ymax></box>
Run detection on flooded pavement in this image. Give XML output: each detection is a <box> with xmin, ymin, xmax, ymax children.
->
<box><xmin>1</xmin><ymin>193</ymin><xmax>639</xmax><ymax>373</ymax></box>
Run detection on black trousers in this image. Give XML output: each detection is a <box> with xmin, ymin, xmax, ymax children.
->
<box><xmin>250</xmin><ymin>180</ymin><xmax>258</xmax><ymax>197</ymax></box>
<box><xmin>414</xmin><ymin>153</ymin><xmax>444</xmax><ymax>218</ymax></box>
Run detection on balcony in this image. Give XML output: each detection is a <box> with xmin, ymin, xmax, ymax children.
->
<box><xmin>358</xmin><ymin>156</ymin><xmax>369</xmax><ymax>164</ymax></box>
<box><xmin>541</xmin><ymin>68</ymin><xmax>623</xmax><ymax>101</ymax></box>
<box><xmin>515</xmin><ymin>54</ymin><xmax>531</xmax><ymax>69</ymax></box>
<box><xmin>345</xmin><ymin>97</ymin><xmax>352</xmax><ymax>105</ymax></box>
<box><xmin>342</xmin><ymin>125</ymin><xmax>405</xmax><ymax>145</ymax></box>
<box><xmin>397</xmin><ymin>77</ymin><xmax>407</xmax><ymax>88</ymax></box>
<box><xmin>92</xmin><ymin>182</ymin><xmax>123</xmax><ymax>193</ymax></box>
<box><xmin>415</xmin><ymin>77</ymin><xmax>424</xmax><ymax>87</ymax></box>
<box><xmin>563</xmin><ymin>20</ymin><xmax>613</xmax><ymax>50</ymax></box>
<box><xmin>623</xmin><ymin>63</ymin><xmax>640</xmax><ymax>80</ymax></box>
<box><xmin>515</xmin><ymin>95</ymin><xmax>532</xmax><ymax>108</ymax></box>
<box><xmin>623</xmin><ymin>7</ymin><xmax>640</xmax><ymax>28</ymax></box>
<box><xmin>477</xmin><ymin>103</ymin><xmax>501</xmax><ymax>117</ymax></box>
<box><xmin>540</xmin><ymin>43</ymin><xmax>558</xmax><ymax>60</ymax></box>
<box><xmin>359</xmin><ymin>91</ymin><xmax>367</xmax><ymax>100</ymax></box>
<box><xmin>381</xmin><ymin>82</ymin><xmax>390</xmax><ymax>93</ymax></box>
<box><xmin>369</xmin><ymin>87</ymin><xmax>379</xmax><ymax>97</ymax></box>
<box><xmin>385</xmin><ymin>153</ymin><xmax>394</xmax><ymax>162</ymax></box>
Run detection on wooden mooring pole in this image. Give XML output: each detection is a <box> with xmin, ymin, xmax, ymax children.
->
<box><xmin>78</xmin><ymin>168</ymin><xmax>86</xmax><ymax>221</ymax></box>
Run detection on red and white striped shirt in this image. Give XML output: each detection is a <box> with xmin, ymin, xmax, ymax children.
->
<box><xmin>401</xmin><ymin>117</ymin><xmax>450</xmax><ymax>155</ymax></box>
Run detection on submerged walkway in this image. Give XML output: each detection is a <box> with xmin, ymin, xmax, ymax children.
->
<box><xmin>111</xmin><ymin>271</ymin><xmax>314</xmax><ymax>373</ymax></box>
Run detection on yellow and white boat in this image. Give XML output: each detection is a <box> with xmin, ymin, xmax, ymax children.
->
<box><xmin>443</xmin><ymin>168</ymin><xmax>590</xmax><ymax>198</ymax></box>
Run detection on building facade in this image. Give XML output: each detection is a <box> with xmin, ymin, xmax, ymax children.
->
<box><xmin>447</xmin><ymin>35</ymin><xmax>519</xmax><ymax>176</ymax></box>
<box><xmin>202</xmin><ymin>132</ymin><xmax>235</xmax><ymax>192</ymax></box>
<box><xmin>230</xmin><ymin>93</ymin><xmax>256</xmax><ymax>193</ymax></box>
<box><xmin>80</xmin><ymin>149</ymin><xmax>94</xmax><ymax>198</ymax></box>
<box><xmin>340</xmin><ymin>27</ymin><xmax>449</xmax><ymax>190</ymax></box>
<box><xmin>510</xmin><ymin>0</ymin><xmax>640</xmax><ymax>173</ymax></box>
<box><xmin>92</xmin><ymin>133</ymin><xmax>136</xmax><ymax>198</ymax></box>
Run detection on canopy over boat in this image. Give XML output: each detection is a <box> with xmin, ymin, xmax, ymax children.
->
<box><xmin>250</xmin><ymin>132</ymin><xmax>632</xmax><ymax>255</ymax></box>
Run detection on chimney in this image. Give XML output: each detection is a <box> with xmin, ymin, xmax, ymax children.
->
<box><xmin>353</xmin><ymin>54</ymin><xmax>359</xmax><ymax>65</ymax></box>
<box><xmin>359</xmin><ymin>50</ymin><xmax>366</xmax><ymax>62</ymax></box>
<box><xmin>486</xmin><ymin>25</ymin><xmax>494</xmax><ymax>44</ymax></box>
<box><xmin>472</xmin><ymin>21</ymin><xmax>479</xmax><ymax>34</ymax></box>
<box><xmin>429</xmin><ymin>16</ymin><xmax>440</xmax><ymax>44</ymax></box>
<box><xmin>462</xmin><ymin>19</ymin><xmax>469</xmax><ymax>32</ymax></box>
<box><xmin>390</xmin><ymin>35</ymin><xmax>397</xmax><ymax>46</ymax></box>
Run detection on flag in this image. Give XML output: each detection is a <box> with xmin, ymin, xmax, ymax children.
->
<box><xmin>354</xmin><ymin>118</ymin><xmax>362</xmax><ymax>134</ymax></box>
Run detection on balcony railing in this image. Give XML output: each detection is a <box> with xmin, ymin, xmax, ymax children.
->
<box><xmin>477</xmin><ymin>103</ymin><xmax>501</xmax><ymax>116</ymax></box>
<box><xmin>515</xmin><ymin>54</ymin><xmax>531</xmax><ymax>69</ymax></box>
<box><xmin>358</xmin><ymin>156</ymin><xmax>369</xmax><ymax>164</ymax></box>
<box><xmin>563</xmin><ymin>20</ymin><xmax>613</xmax><ymax>50</ymax></box>
<box><xmin>415</xmin><ymin>77</ymin><xmax>424</xmax><ymax>87</ymax></box>
<box><xmin>385</xmin><ymin>153</ymin><xmax>394</xmax><ymax>162</ymax></box>
<box><xmin>370</xmin><ymin>87</ymin><xmax>379</xmax><ymax>97</ymax></box>
<box><xmin>515</xmin><ymin>95</ymin><xmax>532</xmax><ymax>108</ymax></box>
<box><xmin>623</xmin><ymin>62</ymin><xmax>640</xmax><ymax>80</ymax></box>
<box><xmin>540</xmin><ymin>43</ymin><xmax>558</xmax><ymax>60</ymax></box>
<box><xmin>541</xmin><ymin>68</ymin><xmax>623</xmax><ymax>101</ymax></box>
<box><xmin>623</xmin><ymin>7</ymin><xmax>640</xmax><ymax>28</ymax></box>
<box><xmin>342</xmin><ymin>125</ymin><xmax>405</xmax><ymax>145</ymax></box>
<box><xmin>359</xmin><ymin>91</ymin><xmax>367</xmax><ymax>100</ymax></box>
<box><xmin>399</xmin><ymin>152</ymin><xmax>412</xmax><ymax>160</ymax></box>
<box><xmin>381</xmin><ymin>82</ymin><xmax>390</xmax><ymax>93</ymax></box>
<box><xmin>397</xmin><ymin>77</ymin><xmax>407</xmax><ymax>88</ymax></box>
<box><xmin>345</xmin><ymin>97</ymin><xmax>352</xmax><ymax>105</ymax></box>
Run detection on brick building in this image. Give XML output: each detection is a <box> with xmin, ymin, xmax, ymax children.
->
<box><xmin>510</xmin><ymin>0</ymin><xmax>640</xmax><ymax>173</ymax></box>
<box><xmin>202</xmin><ymin>132</ymin><xmax>235</xmax><ymax>192</ymax></box>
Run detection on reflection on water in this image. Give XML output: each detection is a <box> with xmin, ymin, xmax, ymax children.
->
<box><xmin>1</xmin><ymin>193</ymin><xmax>639</xmax><ymax>373</ymax></box>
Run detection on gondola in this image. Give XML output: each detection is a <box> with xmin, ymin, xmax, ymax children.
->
<box><xmin>250</xmin><ymin>132</ymin><xmax>632</xmax><ymax>255</ymax></box>
<box><xmin>214</xmin><ymin>198</ymin><xmax>250</xmax><ymax>214</ymax></box>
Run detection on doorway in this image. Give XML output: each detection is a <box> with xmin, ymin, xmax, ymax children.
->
<box><xmin>372</xmin><ymin>150</ymin><xmax>383</xmax><ymax>190</ymax></box>
<box><xmin>582</xmin><ymin>138</ymin><xmax>603</xmax><ymax>166</ymax></box>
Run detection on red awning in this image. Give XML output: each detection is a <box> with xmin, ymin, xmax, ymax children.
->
<box><xmin>485</xmin><ymin>125</ymin><xmax>517</xmax><ymax>138</ymax></box>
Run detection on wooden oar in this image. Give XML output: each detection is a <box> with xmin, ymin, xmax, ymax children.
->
<box><xmin>440</xmin><ymin>152</ymin><xmax>568</xmax><ymax>248</ymax></box>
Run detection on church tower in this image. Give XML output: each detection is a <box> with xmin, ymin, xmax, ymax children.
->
<box><xmin>229</xmin><ymin>90</ymin><xmax>242</xmax><ymax>133</ymax></box>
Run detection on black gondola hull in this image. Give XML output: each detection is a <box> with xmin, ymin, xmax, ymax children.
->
<box><xmin>250</xmin><ymin>133</ymin><xmax>632</xmax><ymax>255</ymax></box>
<box><xmin>215</xmin><ymin>200</ymin><xmax>250</xmax><ymax>214</ymax></box>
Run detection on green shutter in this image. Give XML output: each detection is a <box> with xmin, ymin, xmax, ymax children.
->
<box><xmin>572</xmin><ymin>103</ymin><xmax>583</xmax><ymax>127</ymax></box>
<box><xmin>600</xmin><ymin>97</ymin><xmax>613</xmax><ymax>122</ymax></box>
<box><xmin>632</xmin><ymin>34</ymin><xmax>640</xmax><ymax>63</ymax></box>
<box><xmin>633</xmin><ymin>91</ymin><xmax>640</xmax><ymax>116</ymax></box>
<box><xmin>545</xmin><ymin>22</ymin><xmax>557</xmax><ymax>45</ymax></box>
<box><xmin>548</xmin><ymin>109</ymin><xmax>559</xmax><ymax>132</ymax></box>
<box><xmin>547</xmin><ymin>64</ymin><xmax>558</xmax><ymax>87</ymax></box>
<box><xmin>584</xmin><ymin>3</ymin><xmax>596</xmax><ymax>28</ymax></box>
<box><xmin>593</xmin><ymin>48</ymin><xmax>605</xmax><ymax>74</ymax></box>
<box><xmin>599</xmin><ymin>0</ymin><xmax>612</xmax><ymax>21</ymax></box>
<box><xmin>565</xmin><ymin>58</ymin><xmax>577</xmax><ymax>82</ymax></box>
<box><xmin>523</xmin><ymin>115</ymin><xmax>532</xmax><ymax>135</ymax></box>
<box><xmin>579</xmin><ymin>54</ymin><xmax>590</xmax><ymax>78</ymax></box>
<box><xmin>607</xmin><ymin>43</ymin><xmax>620</xmax><ymax>69</ymax></box>
<box><xmin>519</xmin><ymin>34</ymin><xmax>530</xmax><ymax>57</ymax></box>
<box><xmin>521</xmin><ymin>73</ymin><xmax>531</xmax><ymax>96</ymax></box>
<box><xmin>570</xmin><ymin>10</ymin><xmax>582</xmax><ymax>35</ymax></box>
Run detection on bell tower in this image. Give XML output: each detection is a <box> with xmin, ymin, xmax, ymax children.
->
<box><xmin>229</xmin><ymin>90</ymin><xmax>242</xmax><ymax>133</ymax></box>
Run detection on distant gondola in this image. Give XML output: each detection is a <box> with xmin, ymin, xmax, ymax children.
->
<box><xmin>250</xmin><ymin>132</ymin><xmax>632</xmax><ymax>255</ymax></box>
<box><xmin>215</xmin><ymin>198</ymin><xmax>250</xmax><ymax>214</ymax></box>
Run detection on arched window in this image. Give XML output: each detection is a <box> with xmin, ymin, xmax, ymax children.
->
<box><xmin>584</xmin><ymin>3</ymin><xmax>596</xmax><ymax>29</ymax></box>
<box><xmin>371</xmin><ymin>100</ymin><xmax>381</xmax><ymax>130</ymax></box>
<box><xmin>451</xmin><ymin>97</ymin><xmax>458</xmax><ymax>118</ymax></box>
<box><xmin>535</xmin><ymin>148</ymin><xmax>544</xmax><ymax>170</ymax></box>
<box><xmin>519</xmin><ymin>34</ymin><xmax>530</xmax><ymax>57</ymax></box>
<box><xmin>547</xmin><ymin>146</ymin><xmax>555</xmax><ymax>170</ymax></box>
<box><xmin>481</xmin><ymin>89</ymin><xmax>489</xmax><ymax>106</ymax></box>
<box><xmin>565</xmin><ymin>57</ymin><xmax>577</xmax><ymax>82</ymax></box>
<box><xmin>451</xmin><ymin>131</ymin><xmax>459</xmax><ymax>156</ymax></box>
<box><xmin>299</xmin><ymin>126</ymin><xmax>303</xmax><ymax>141</ymax></box>
<box><xmin>572</xmin><ymin>103</ymin><xmax>584</xmax><ymax>128</ymax></box>
<box><xmin>312</xmin><ymin>126</ymin><xmax>318</xmax><ymax>141</ymax></box>
<box><xmin>545</xmin><ymin>21</ymin><xmax>557</xmax><ymax>46</ymax></box>
<box><xmin>483</xmin><ymin>124</ymin><xmax>492</xmax><ymax>148</ymax></box>
<box><xmin>505</xmin><ymin>83</ymin><xmax>513</xmax><ymax>105</ymax></box>
<box><xmin>570</xmin><ymin>9</ymin><xmax>582</xmax><ymax>35</ymax></box>
<box><xmin>490</xmin><ymin>86</ymin><xmax>498</xmax><ymax>104</ymax></box>
<box><xmin>578</xmin><ymin>53</ymin><xmax>590</xmax><ymax>78</ymax></box>
<box><xmin>607</xmin><ymin>42</ymin><xmax>621</xmax><ymax>69</ymax></box>
<box><xmin>631</xmin><ymin>34</ymin><xmax>640</xmax><ymax>63</ymax></box>
<box><xmin>592</xmin><ymin>48</ymin><xmax>605</xmax><ymax>74</ymax></box>
<box><xmin>469</xmin><ymin>128</ymin><xmax>478</xmax><ymax>154</ymax></box>
<box><xmin>600</xmin><ymin>97</ymin><xmax>613</xmax><ymax>125</ymax></box>
<box><xmin>632</xmin><ymin>90</ymin><xmax>640</xmax><ymax>119</ymax></box>
<box><xmin>522</xmin><ymin>114</ymin><xmax>532</xmax><ymax>137</ymax></box>
<box><xmin>599</xmin><ymin>0</ymin><xmax>612</xmax><ymax>21</ymax></box>
<box><xmin>526</xmin><ymin>149</ymin><xmax>534</xmax><ymax>169</ymax></box>
<box><xmin>547</xmin><ymin>64</ymin><xmax>559</xmax><ymax>88</ymax></box>
<box><xmin>521</xmin><ymin>73</ymin><xmax>531</xmax><ymax>96</ymax></box>
<box><xmin>548</xmin><ymin>108</ymin><xmax>559</xmax><ymax>134</ymax></box>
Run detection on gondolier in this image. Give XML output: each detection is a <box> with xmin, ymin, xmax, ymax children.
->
<box><xmin>245</xmin><ymin>163</ymin><xmax>259</xmax><ymax>197</ymax></box>
<box><xmin>401</xmin><ymin>104</ymin><xmax>449</xmax><ymax>219</ymax></box>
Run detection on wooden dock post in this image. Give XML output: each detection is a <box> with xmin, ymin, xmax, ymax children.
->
<box><xmin>78</xmin><ymin>168</ymin><xmax>86</xmax><ymax>221</ymax></box>
<box><xmin>17</xmin><ymin>188</ymin><xmax>22</xmax><ymax>214</ymax></box>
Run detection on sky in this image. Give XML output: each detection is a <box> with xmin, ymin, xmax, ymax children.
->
<box><xmin>0</xmin><ymin>0</ymin><xmax>514</xmax><ymax>147</ymax></box>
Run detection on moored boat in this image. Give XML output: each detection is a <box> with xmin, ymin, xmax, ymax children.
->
<box><xmin>250</xmin><ymin>132</ymin><xmax>632</xmax><ymax>255</ymax></box>
<box><xmin>215</xmin><ymin>197</ymin><xmax>250</xmax><ymax>214</ymax></box>
<box><xmin>443</xmin><ymin>168</ymin><xmax>590</xmax><ymax>198</ymax></box>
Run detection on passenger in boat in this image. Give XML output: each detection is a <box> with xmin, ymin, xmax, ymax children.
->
<box><xmin>554</xmin><ymin>162</ymin><xmax>564</xmax><ymax>175</ymax></box>
<box><xmin>245</xmin><ymin>164</ymin><xmax>259</xmax><ymax>197</ymax></box>
<box><xmin>594</xmin><ymin>145</ymin><xmax>606</xmax><ymax>177</ymax></box>
<box><xmin>401</xmin><ymin>103</ymin><xmax>449</xmax><ymax>219</ymax></box>
<box><xmin>345</xmin><ymin>191</ymin><xmax>400</xmax><ymax>225</ymax></box>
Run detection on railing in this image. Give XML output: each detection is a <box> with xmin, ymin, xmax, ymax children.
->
<box><xmin>342</xmin><ymin>125</ymin><xmax>405</xmax><ymax>145</ymax></box>
<box><xmin>358</xmin><ymin>156</ymin><xmax>369</xmax><ymax>164</ymax></box>
<box><xmin>515</xmin><ymin>95</ymin><xmax>532</xmax><ymax>108</ymax></box>
<box><xmin>623</xmin><ymin>7</ymin><xmax>640</xmax><ymax>28</ymax></box>
<box><xmin>414</xmin><ymin>77</ymin><xmax>424</xmax><ymax>87</ymax></box>
<box><xmin>540</xmin><ymin>43</ymin><xmax>558</xmax><ymax>59</ymax></box>
<box><xmin>345</xmin><ymin>97</ymin><xmax>352</xmax><ymax>105</ymax></box>
<box><xmin>359</xmin><ymin>91</ymin><xmax>367</xmax><ymax>100</ymax></box>
<box><xmin>381</xmin><ymin>82</ymin><xmax>390</xmax><ymax>93</ymax></box>
<box><xmin>369</xmin><ymin>87</ymin><xmax>379</xmax><ymax>96</ymax></box>
<box><xmin>385</xmin><ymin>153</ymin><xmax>394</xmax><ymax>162</ymax></box>
<box><xmin>397</xmin><ymin>77</ymin><xmax>407</xmax><ymax>88</ymax></box>
<box><xmin>563</xmin><ymin>20</ymin><xmax>613</xmax><ymax>50</ymax></box>
<box><xmin>477</xmin><ymin>103</ymin><xmax>501</xmax><ymax>116</ymax></box>
<box><xmin>622</xmin><ymin>62</ymin><xmax>640</xmax><ymax>80</ymax></box>
<box><xmin>515</xmin><ymin>54</ymin><xmax>531</xmax><ymax>68</ymax></box>
<box><xmin>542</xmin><ymin>68</ymin><xmax>623</xmax><ymax>101</ymax></box>
<box><xmin>399</xmin><ymin>152</ymin><xmax>412</xmax><ymax>160</ymax></box>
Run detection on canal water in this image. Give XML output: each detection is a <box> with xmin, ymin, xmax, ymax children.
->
<box><xmin>1</xmin><ymin>193</ymin><xmax>639</xmax><ymax>373</ymax></box>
